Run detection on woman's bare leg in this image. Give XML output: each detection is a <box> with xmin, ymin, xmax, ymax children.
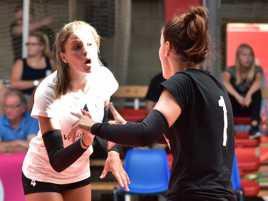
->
<box><xmin>63</xmin><ymin>184</ymin><xmax>91</xmax><ymax>201</ymax></box>
<box><xmin>25</xmin><ymin>192</ymin><xmax>64</xmax><ymax>201</ymax></box>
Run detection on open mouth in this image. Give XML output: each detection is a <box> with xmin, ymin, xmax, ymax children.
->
<box><xmin>85</xmin><ymin>58</ymin><xmax>91</xmax><ymax>65</ymax></box>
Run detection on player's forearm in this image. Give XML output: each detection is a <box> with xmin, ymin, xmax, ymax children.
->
<box><xmin>223</xmin><ymin>81</ymin><xmax>241</xmax><ymax>99</ymax></box>
<box><xmin>91</xmin><ymin>110</ymin><xmax>168</xmax><ymax>146</ymax></box>
<box><xmin>10</xmin><ymin>80</ymin><xmax>38</xmax><ymax>90</ymax></box>
<box><xmin>247</xmin><ymin>79</ymin><xmax>261</xmax><ymax>97</ymax></box>
<box><xmin>42</xmin><ymin>130</ymin><xmax>88</xmax><ymax>172</ymax></box>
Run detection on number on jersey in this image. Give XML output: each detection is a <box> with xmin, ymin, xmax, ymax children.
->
<box><xmin>218</xmin><ymin>96</ymin><xmax>228</xmax><ymax>147</ymax></box>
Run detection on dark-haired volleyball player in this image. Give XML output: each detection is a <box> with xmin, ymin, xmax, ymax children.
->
<box><xmin>71</xmin><ymin>6</ymin><xmax>235</xmax><ymax>201</ymax></box>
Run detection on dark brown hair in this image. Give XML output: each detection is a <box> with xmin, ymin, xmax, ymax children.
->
<box><xmin>163</xmin><ymin>6</ymin><xmax>209</xmax><ymax>66</ymax></box>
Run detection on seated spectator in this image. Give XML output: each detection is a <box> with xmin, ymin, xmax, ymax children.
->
<box><xmin>0</xmin><ymin>81</ymin><xmax>8</xmax><ymax>115</ymax></box>
<box><xmin>223</xmin><ymin>43</ymin><xmax>263</xmax><ymax>138</ymax></box>
<box><xmin>0</xmin><ymin>89</ymin><xmax>39</xmax><ymax>153</ymax></box>
<box><xmin>145</xmin><ymin>72</ymin><xmax>165</xmax><ymax>112</ymax></box>
<box><xmin>10</xmin><ymin>4</ymin><xmax>54</xmax><ymax>61</ymax></box>
<box><xmin>10</xmin><ymin>31</ymin><xmax>54</xmax><ymax>107</ymax></box>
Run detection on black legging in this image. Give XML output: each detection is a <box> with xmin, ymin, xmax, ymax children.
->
<box><xmin>229</xmin><ymin>89</ymin><xmax>262</xmax><ymax>124</ymax></box>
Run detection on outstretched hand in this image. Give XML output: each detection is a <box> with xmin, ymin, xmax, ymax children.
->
<box><xmin>107</xmin><ymin>103</ymin><xmax>127</xmax><ymax>125</ymax></box>
<box><xmin>68</xmin><ymin>110</ymin><xmax>95</xmax><ymax>143</ymax></box>
<box><xmin>69</xmin><ymin>104</ymin><xmax>130</xmax><ymax>190</ymax></box>
<box><xmin>104</xmin><ymin>103</ymin><xmax>130</xmax><ymax>190</ymax></box>
<box><xmin>101</xmin><ymin>151</ymin><xmax>130</xmax><ymax>191</ymax></box>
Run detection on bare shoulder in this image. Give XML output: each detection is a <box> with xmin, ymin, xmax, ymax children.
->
<box><xmin>12</xmin><ymin>59</ymin><xmax>23</xmax><ymax>68</ymax></box>
<box><xmin>154</xmin><ymin>90</ymin><xmax>181</xmax><ymax>127</ymax></box>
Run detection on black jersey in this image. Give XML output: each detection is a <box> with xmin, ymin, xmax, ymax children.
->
<box><xmin>21</xmin><ymin>57</ymin><xmax>52</xmax><ymax>95</ymax></box>
<box><xmin>161</xmin><ymin>69</ymin><xmax>235</xmax><ymax>201</ymax></box>
<box><xmin>145</xmin><ymin>73</ymin><xmax>165</xmax><ymax>102</ymax></box>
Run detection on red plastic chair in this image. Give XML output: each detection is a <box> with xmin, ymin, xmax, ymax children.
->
<box><xmin>234</xmin><ymin>117</ymin><xmax>261</xmax><ymax>147</ymax></box>
<box><xmin>118</xmin><ymin>108</ymin><xmax>147</xmax><ymax>122</ymax></box>
<box><xmin>261</xmin><ymin>135</ymin><xmax>268</xmax><ymax>143</ymax></box>
<box><xmin>234</xmin><ymin>117</ymin><xmax>251</xmax><ymax>125</ymax></box>
<box><xmin>235</xmin><ymin>132</ymin><xmax>250</xmax><ymax>139</ymax></box>
<box><xmin>235</xmin><ymin>147</ymin><xmax>260</xmax><ymax>176</ymax></box>
<box><xmin>235</xmin><ymin>131</ymin><xmax>260</xmax><ymax>148</ymax></box>
<box><xmin>260</xmin><ymin>146</ymin><xmax>268</xmax><ymax>164</ymax></box>
<box><xmin>240</xmin><ymin>179</ymin><xmax>260</xmax><ymax>197</ymax></box>
<box><xmin>232</xmin><ymin>155</ymin><xmax>260</xmax><ymax>199</ymax></box>
<box><xmin>235</xmin><ymin>138</ymin><xmax>260</xmax><ymax>148</ymax></box>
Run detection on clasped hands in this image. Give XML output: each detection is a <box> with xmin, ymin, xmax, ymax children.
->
<box><xmin>68</xmin><ymin>103</ymin><xmax>127</xmax><ymax>143</ymax></box>
<box><xmin>236</xmin><ymin>94</ymin><xmax>252</xmax><ymax>107</ymax></box>
<box><xmin>68</xmin><ymin>103</ymin><xmax>130</xmax><ymax>190</ymax></box>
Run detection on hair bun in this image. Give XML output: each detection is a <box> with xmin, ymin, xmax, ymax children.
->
<box><xmin>189</xmin><ymin>6</ymin><xmax>208</xmax><ymax>19</ymax></box>
<box><xmin>163</xmin><ymin>6</ymin><xmax>210</xmax><ymax>65</ymax></box>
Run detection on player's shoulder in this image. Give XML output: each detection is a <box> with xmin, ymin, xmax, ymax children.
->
<box><xmin>225</xmin><ymin>66</ymin><xmax>236</xmax><ymax>75</ymax></box>
<box><xmin>95</xmin><ymin>65</ymin><xmax>114</xmax><ymax>77</ymax></box>
<box><xmin>35</xmin><ymin>71</ymin><xmax>57</xmax><ymax>98</ymax></box>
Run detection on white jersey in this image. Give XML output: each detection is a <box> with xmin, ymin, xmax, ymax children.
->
<box><xmin>22</xmin><ymin>66</ymin><xmax>118</xmax><ymax>184</ymax></box>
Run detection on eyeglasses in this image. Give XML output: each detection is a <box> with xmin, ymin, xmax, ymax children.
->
<box><xmin>3</xmin><ymin>103</ymin><xmax>22</xmax><ymax>109</ymax></box>
<box><xmin>26</xmin><ymin>42</ymin><xmax>41</xmax><ymax>46</ymax></box>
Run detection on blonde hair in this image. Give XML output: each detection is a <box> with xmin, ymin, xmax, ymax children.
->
<box><xmin>54</xmin><ymin>21</ymin><xmax>100</xmax><ymax>97</ymax></box>
<box><xmin>235</xmin><ymin>43</ymin><xmax>256</xmax><ymax>84</ymax></box>
<box><xmin>29</xmin><ymin>31</ymin><xmax>51</xmax><ymax>58</ymax></box>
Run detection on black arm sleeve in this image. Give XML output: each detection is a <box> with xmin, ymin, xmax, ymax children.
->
<box><xmin>92</xmin><ymin>105</ymin><xmax>121</xmax><ymax>153</ymax></box>
<box><xmin>42</xmin><ymin>130</ymin><xmax>87</xmax><ymax>172</ymax></box>
<box><xmin>91</xmin><ymin>110</ymin><xmax>169</xmax><ymax>146</ymax></box>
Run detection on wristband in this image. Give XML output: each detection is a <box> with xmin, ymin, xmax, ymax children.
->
<box><xmin>33</xmin><ymin>80</ymin><xmax>40</xmax><ymax>86</ymax></box>
<box><xmin>80</xmin><ymin>136</ymin><xmax>89</xmax><ymax>149</ymax></box>
<box><xmin>107</xmin><ymin>144</ymin><xmax>121</xmax><ymax>153</ymax></box>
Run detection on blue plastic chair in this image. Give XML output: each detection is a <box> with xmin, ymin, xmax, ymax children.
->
<box><xmin>231</xmin><ymin>155</ymin><xmax>244</xmax><ymax>201</ymax></box>
<box><xmin>114</xmin><ymin>148</ymin><xmax>170</xmax><ymax>201</ymax></box>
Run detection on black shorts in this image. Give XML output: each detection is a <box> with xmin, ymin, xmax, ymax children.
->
<box><xmin>22</xmin><ymin>173</ymin><xmax>91</xmax><ymax>195</ymax></box>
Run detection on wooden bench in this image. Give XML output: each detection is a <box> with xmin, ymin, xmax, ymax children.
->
<box><xmin>113</xmin><ymin>85</ymin><xmax>148</xmax><ymax>109</ymax></box>
<box><xmin>113</xmin><ymin>85</ymin><xmax>148</xmax><ymax>99</ymax></box>
<box><xmin>91</xmin><ymin>182</ymin><xmax>118</xmax><ymax>191</ymax></box>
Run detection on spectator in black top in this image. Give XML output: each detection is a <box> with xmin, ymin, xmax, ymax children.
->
<box><xmin>145</xmin><ymin>72</ymin><xmax>165</xmax><ymax>112</ymax></box>
<box><xmin>10</xmin><ymin>4</ymin><xmax>54</xmax><ymax>61</ymax></box>
<box><xmin>10</xmin><ymin>31</ymin><xmax>54</xmax><ymax>108</ymax></box>
<box><xmin>70</xmin><ymin>6</ymin><xmax>236</xmax><ymax>201</ymax></box>
<box><xmin>223</xmin><ymin>43</ymin><xmax>263</xmax><ymax>138</ymax></box>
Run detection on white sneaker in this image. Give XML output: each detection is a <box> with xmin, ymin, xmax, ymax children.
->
<box><xmin>249</xmin><ymin>131</ymin><xmax>261</xmax><ymax>139</ymax></box>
